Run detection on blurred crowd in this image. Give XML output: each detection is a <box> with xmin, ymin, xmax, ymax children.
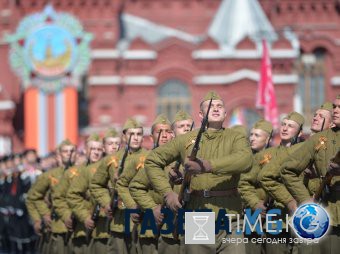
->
<box><xmin>0</xmin><ymin>149</ymin><xmax>86</xmax><ymax>254</ymax></box>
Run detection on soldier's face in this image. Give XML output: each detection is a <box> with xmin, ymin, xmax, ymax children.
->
<box><xmin>249</xmin><ymin>128</ymin><xmax>269</xmax><ymax>152</ymax></box>
<box><xmin>311</xmin><ymin>109</ymin><xmax>332</xmax><ymax>132</ymax></box>
<box><xmin>173</xmin><ymin>119</ymin><xmax>193</xmax><ymax>136</ymax></box>
<box><xmin>333</xmin><ymin>99</ymin><xmax>340</xmax><ymax>127</ymax></box>
<box><xmin>124</xmin><ymin>128</ymin><xmax>143</xmax><ymax>151</ymax></box>
<box><xmin>280</xmin><ymin>119</ymin><xmax>301</xmax><ymax>142</ymax></box>
<box><xmin>75</xmin><ymin>153</ymin><xmax>87</xmax><ymax>166</ymax></box>
<box><xmin>152</xmin><ymin>124</ymin><xmax>173</xmax><ymax>146</ymax></box>
<box><xmin>59</xmin><ymin>145</ymin><xmax>76</xmax><ymax>165</ymax></box>
<box><xmin>199</xmin><ymin>99</ymin><xmax>226</xmax><ymax>124</ymax></box>
<box><xmin>87</xmin><ymin>141</ymin><xmax>104</xmax><ymax>163</ymax></box>
<box><xmin>104</xmin><ymin>137</ymin><xmax>121</xmax><ymax>155</ymax></box>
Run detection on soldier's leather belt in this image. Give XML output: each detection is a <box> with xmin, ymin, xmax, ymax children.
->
<box><xmin>191</xmin><ymin>188</ymin><xmax>238</xmax><ymax>198</ymax></box>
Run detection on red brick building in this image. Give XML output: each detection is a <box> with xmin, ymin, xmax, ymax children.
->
<box><xmin>0</xmin><ymin>0</ymin><xmax>340</xmax><ymax>155</ymax></box>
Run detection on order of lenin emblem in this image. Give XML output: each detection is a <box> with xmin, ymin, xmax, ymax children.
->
<box><xmin>7</xmin><ymin>5</ymin><xmax>92</xmax><ymax>92</ymax></box>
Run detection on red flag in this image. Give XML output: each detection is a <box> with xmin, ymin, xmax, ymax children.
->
<box><xmin>256</xmin><ymin>40</ymin><xmax>279</xmax><ymax>129</ymax></box>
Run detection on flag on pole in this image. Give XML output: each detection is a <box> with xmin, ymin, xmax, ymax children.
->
<box><xmin>256</xmin><ymin>40</ymin><xmax>279</xmax><ymax>129</ymax></box>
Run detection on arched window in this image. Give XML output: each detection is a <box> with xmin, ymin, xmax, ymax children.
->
<box><xmin>157</xmin><ymin>79</ymin><xmax>191</xmax><ymax>121</ymax></box>
<box><xmin>295</xmin><ymin>48</ymin><xmax>326</xmax><ymax>126</ymax></box>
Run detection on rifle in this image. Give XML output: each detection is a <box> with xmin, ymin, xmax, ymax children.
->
<box><xmin>314</xmin><ymin>150</ymin><xmax>340</xmax><ymax>203</ymax></box>
<box><xmin>265</xmin><ymin>130</ymin><xmax>273</xmax><ymax>149</ymax></box>
<box><xmin>154</xmin><ymin>129</ymin><xmax>162</xmax><ymax>149</ymax></box>
<box><xmin>86</xmin><ymin>203</ymin><xmax>101</xmax><ymax>242</ymax></box>
<box><xmin>110</xmin><ymin>133</ymin><xmax>132</xmax><ymax>216</ymax></box>
<box><xmin>320</xmin><ymin>118</ymin><xmax>325</xmax><ymax>132</ymax></box>
<box><xmin>179</xmin><ymin>98</ymin><xmax>213</xmax><ymax>205</ymax></box>
<box><xmin>65</xmin><ymin>213</ymin><xmax>76</xmax><ymax>244</ymax></box>
<box><xmin>291</xmin><ymin>124</ymin><xmax>303</xmax><ymax>145</ymax></box>
<box><xmin>173</xmin><ymin>98</ymin><xmax>213</xmax><ymax>239</ymax></box>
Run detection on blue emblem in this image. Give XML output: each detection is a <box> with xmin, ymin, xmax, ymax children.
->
<box><xmin>292</xmin><ymin>203</ymin><xmax>330</xmax><ymax>240</ymax></box>
<box><xmin>24</xmin><ymin>25</ymin><xmax>77</xmax><ymax>78</ymax></box>
<box><xmin>6</xmin><ymin>5</ymin><xmax>92</xmax><ymax>93</ymax></box>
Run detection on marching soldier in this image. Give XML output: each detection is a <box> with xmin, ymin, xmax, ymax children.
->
<box><xmin>90</xmin><ymin>118</ymin><xmax>147</xmax><ymax>254</ymax></box>
<box><xmin>280</xmin><ymin>95</ymin><xmax>340</xmax><ymax>254</ymax></box>
<box><xmin>238</xmin><ymin>119</ymin><xmax>273</xmax><ymax>254</ymax></box>
<box><xmin>255</xmin><ymin>112</ymin><xmax>304</xmax><ymax>253</ymax></box>
<box><xmin>53</xmin><ymin>134</ymin><xmax>103</xmax><ymax>254</ymax></box>
<box><xmin>125</xmin><ymin>114</ymin><xmax>174</xmax><ymax>254</ymax></box>
<box><xmin>66</xmin><ymin>135</ymin><xmax>106</xmax><ymax>253</ymax></box>
<box><xmin>304</xmin><ymin>102</ymin><xmax>334</xmax><ymax>196</ymax></box>
<box><xmin>129</xmin><ymin>111</ymin><xmax>193</xmax><ymax>254</ymax></box>
<box><xmin>26</xmin><ymin>140</ymin><xmax>76</xmax><ymax>254</ymax></box>
<box><xmin>144</xmin><ymin>91</ymin><xmax>252</xmax><ymax>254</ymax></box>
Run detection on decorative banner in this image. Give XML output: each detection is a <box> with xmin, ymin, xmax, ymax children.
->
<box><xmin>24</xmin><ymin>87</ymin><xmax>78</xmax><ymax>155</ymax></box>
<box><xmin>256</xmin><ymin>40</ymin><xmax>279</xmax><ymax>129</ymax></box>
<box><xmin>6</xmin><ymin>5</ymin><xmax>92</xmax><ymax>93</ymax></box>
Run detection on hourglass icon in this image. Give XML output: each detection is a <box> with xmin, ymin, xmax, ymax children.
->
<box><xmin>193</xmin><ymin>215</ymin><xmax>209</xmax><ymax>240</ymax></box>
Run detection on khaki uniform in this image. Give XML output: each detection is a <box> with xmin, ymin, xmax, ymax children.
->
<box><xmin>145</xmin><ymin>128</ymin><xmax>252</xmax><ymax>253</ymax></box>
<box><xmin>129</xmin><ymin>162</ymin><xmax>182</xmax><ymax>254</ymax></box>
<box><xmin>258</xmin><ymin>143</ymin><xmax>305</xmax><ymax>254</ymax></box>
<box><xmin>26</xmin><ymin>167</ymin><xmax>71</xmax><ymax>254</ymax></box>
<box><xmin>67</xmin><ymin>160</ymin><xmax>110</xmax><ymax>253</ymax></box>
<box><xmin>90</xmin><ymin>148</ymin><xmax>148</xmax><ymax>254</ymax></box>
<box><xmin>238</xmin><ymin>150</ymin><xmax>268</xmax><ymax>254</ymax></box>
<box><xmin>26</xmin><ymin>183</ymin><xmax>49</xmax><ymax>254</ymax></box>
<box><xmin>53</xmin><ymin>165</ymin><xmax>88</xmax><ymax>254</ymax></box>
<box><xmin>281</xmin><ymin>128</ymin><xmax>340</xmax><ymax>254</ymax></box>
<box><xmin>239</xmin><ymin>150</ymin><xmax>268</xmax><ymax>210</ymax></box>
<box><xmin>116</xmin><ymin>152</ymin><xmax>162</xmax><ymax>254</ymax></box>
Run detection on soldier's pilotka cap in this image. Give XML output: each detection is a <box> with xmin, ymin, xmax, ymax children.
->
<box><xmin>201</xmin><ymin>90</ymin><xmax>222</xmax><ymax>104</ymax></box>
<box><xmin>284</xmin><ymin>111</ymin><xmax>305</xmax><ymax>127</ymax></box>
<box><xmin>173</xmin><ymin>110</ymin><xmax>192</xmax><ymax>124</ymax></box>
<box><xmin>86</xmin><ymin>133</ymin><xmax>102</xmax><ymax>143</ymax></box>
<box><xmin>231</xmin><ymin>125</ymin><xmax>247</xmax><ymax>137</ymax></box>
<box><xmin>152</xmin><ymin>114</ymin><xmax>171</xmax><ymax>129</ymax></box>
<box><xmin>252</xmin><ymin>119</ymin><xmax>273</xmax><ymax>134</ymax></box>
<box><xmin>104</xmin><ymin>128</ymin><xmax>119</xmax><ymax>138</ymax></box>
<box><xmin>319</xmin><ymin>101</ymin><xmax>333</xmax><ymax>112</ymax></box>
<box><xmin>58</xmin><ymin>139</ymin><xmax>74</xmax><ymax>150</ymax></box>
<box><xmin>122</xmin><ymin>118</ymin><xmax>143</xmax><ymax>133</ymax></box>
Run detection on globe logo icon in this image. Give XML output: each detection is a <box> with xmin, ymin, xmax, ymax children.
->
<box><xmin>292</xmin><ymin>203</ymin><xmax>330</xmax><ymax>239</ymax></box>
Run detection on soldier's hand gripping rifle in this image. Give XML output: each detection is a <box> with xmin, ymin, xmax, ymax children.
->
<box><xmin>86</xmin><ymin>203</ymin><xmax>101</xmax><ymax>243</ymax></box>
<box><xmin>173</xmin><ymin>98</ymin><xmax>213</xmax><ymax>239</ymax></box>
<box><xmin>314</xmin><ymin>150</ymin><xmax>340</xmax><ymax>203</ymax></box>
<box><xmin>110</xmin><ymin>133</ymin><xmax>132</xmax><ymax>217</ymax></box>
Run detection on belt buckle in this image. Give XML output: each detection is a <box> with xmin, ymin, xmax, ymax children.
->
<box><xmin>203</xmin><ymin>189</ymin><xmax>210</xmax><ymax>198</ymax></box>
